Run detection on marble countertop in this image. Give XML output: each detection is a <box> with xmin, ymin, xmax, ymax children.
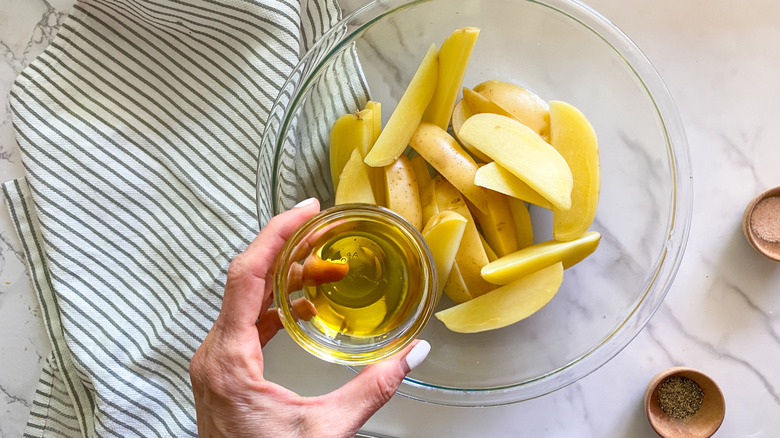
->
<box><xmin>2</xmin><ymin>0</ymin><xmax>780</xmax><ymax>436</ymax></box>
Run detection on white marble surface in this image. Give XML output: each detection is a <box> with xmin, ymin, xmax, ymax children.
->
<box><xmin>2</xmin><ymin>0</ymin><xmax>780</xmax><ymax>437</ymax></box>
<box><xmin>0</xmin><ymin>1</ymin><xmax>69</xmax><ymax>437</ymax></box>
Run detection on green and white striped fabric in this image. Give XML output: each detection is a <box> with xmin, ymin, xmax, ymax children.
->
<box><xmin>3</xmin><ymin>0</ymin><xmax>368</xmax><ymax>436</ymax></box>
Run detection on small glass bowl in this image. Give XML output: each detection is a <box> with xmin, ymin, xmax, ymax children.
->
<box><xmin>274</xmin><ymin>204</ymin><xmax>437</xmax><ymax>365</ymax></box>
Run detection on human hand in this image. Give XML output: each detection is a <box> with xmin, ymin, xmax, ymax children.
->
<box><xmin>190</xmin><ymin>198</ymin><xmax>431</xmax><ymax>438</ymax></box>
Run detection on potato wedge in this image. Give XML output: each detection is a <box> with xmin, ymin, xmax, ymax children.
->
<box><xmin>436</xmin><ymin>262</ymin><xmax>564</xmax><ymax>333</ymax></box>
<box><xmin>549</xmin><ymin>100</ymin><xmax>600</xmax><ymax>241</ymax></box>
<box><xmin>470</xmin><ymin>194</ymin><xmax>518</xmax><ymax>257</ymax></box>
<box><xmin>329</xmin><ymin>108</ymin><xmax>374</xmax><ymax>189</ymax></box>
<box><xmin>459</xmin><ymin>113</ymin><xmax>573</xmax><ymax>211</ymax></box>
<box><xmin>409</xmin><ymin>154</ymin><xmax>433</xmax><ymax>190</ymax></box>
<box><xmin>385</xmin><ymin>154</ymin><xmax>423</xmax><ymax>229</ymax></box>
<box><xmin>364</xmin><ymin>44</ymin><xmax>439</xmax><ymax>167</ymax></box>
<box><xmin>422</xmin><ymin>211</ymin><xmax>468</xmax><ymax>302</ymax></box>
<box><xmin>364</xmin><ymin>100</ymin><xmax>382</xmax><ymax>142</ymax></box>
<box><xmin>420</xmin><ymin>176</ymin><xmax>440</xmax><ymax>227</ymax></box>
<box><xmin>423</xmin><ymin>27</ymin><xmax>480</xmax><ymax>129</ymax></box>
<box><xmin>462</xmin><ymin>87</ymin><xmax>517</xmax><ymax>121</ymax></box>
<box><xmin>434</xmin><ymin>179</ymin><xmax>494</xmax><ymax>298</ymax></box>
<box><xmin>479</xmin><ymin>233</ymin><xmax>498</xmax><ymax>262</ymax></box>
<box><xmin>410</xmin><ymin>122</ymin><xmax>490</xmax><ymax>213</ymax></box>
<box><xmin>451</xmin><ymin>98</ymin><xmax>491</xmax><ymax>162</ymax></box>
<box><xmin>507</xmin><ymin>197</ymin><xmax>534</xmax><ymax>249</ymax></box>
<box><xmin>443</xmin><ymin>263</ymin><xmax>473</xmax><ymax>304</ymax></box>
<box><xmin>335</xmin><ymin>149</ymin><xmax>376</xmax><ymax>205</ymax></box>
<box><xmin>474</xmin><ymin>162</ymin><xmax>553</xmax><ymax>210</ymax></box>
<box><xmin>473</xmin><ymin>79</ymin><xmax>550</xmax><ymax>140</ymax></box>
<box><xmin>481</xmin><ymin>231</ymin><xmax>601</xmax><ymax>285</ymax></box>
<box><xmin>363</xmin><ymin>100</ymin><xmax>385</xmax><ymax>205</ymax></box>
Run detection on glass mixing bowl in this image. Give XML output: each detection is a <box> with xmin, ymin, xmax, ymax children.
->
<box><xmin>257</xmin><ymin>0</ymin><xmax>692</xmax><ymax>406</ymax></box>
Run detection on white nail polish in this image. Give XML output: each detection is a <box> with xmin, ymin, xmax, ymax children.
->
<box><xmin>293</xmin><ymin>197</ymin><xmax>317</xmax><ymax>208</ymax></box>
<box><xmin>405</xmin><ymin>340</ymin><xmax>431</xmax><ymax>371</ymax></box>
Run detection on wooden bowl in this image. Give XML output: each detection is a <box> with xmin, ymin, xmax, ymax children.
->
<box><xmin>644</xmin><ymin>367</ymin><xmax>725</xmax><ymax>438</ymax></box>
<box><xmin>742</xmin><ymin>186</ymin><xmax>780</xmax><ymax>262</ymax></box>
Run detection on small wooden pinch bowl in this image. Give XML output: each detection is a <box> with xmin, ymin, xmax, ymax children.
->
<box><xmin>742</xmin><ymin>186</ymin><xmax>780</xmax><ymax>262</ymax></box>
<box><xmin>644</xmin><ymin>367</ymin><xmax>725</xmax><ymax>438</ymax></box>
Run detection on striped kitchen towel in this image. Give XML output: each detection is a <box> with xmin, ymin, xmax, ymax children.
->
<box><xmin>2</xmin><ymin>0</ymin><xmax>369</xmax><ymax>436</ymax></box>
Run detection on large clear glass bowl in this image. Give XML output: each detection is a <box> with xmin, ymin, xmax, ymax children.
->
<box><xmin>257</xmin><ymin>0</ymin><xmax>692</xmax><ymax>406</ymax></box>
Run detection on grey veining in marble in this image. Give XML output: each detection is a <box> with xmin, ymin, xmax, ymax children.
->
<box><xmin>0</xmin><ymin>1</ymin><xmax>71</xmax><ymax>436</ymax></box>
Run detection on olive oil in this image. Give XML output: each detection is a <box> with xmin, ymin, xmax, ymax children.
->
<box><xmin>303</xmin><ymin>220</ymin><xmax>425</xmax><ymax>337</ymax></box>
<box><xmin>275</xmin><ymin>204</ymin><xmax>435</xmax><ymax>365</ymax></box>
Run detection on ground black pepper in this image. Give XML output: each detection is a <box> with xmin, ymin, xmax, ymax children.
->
<box><xmin>657</xmin><ymin>376</ymin><xmax>704</xmax><ymax>420</ymax></box>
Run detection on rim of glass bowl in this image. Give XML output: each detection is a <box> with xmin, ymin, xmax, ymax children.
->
<box><xmin>257</xmin><ymin>0</ymin><xmax>693</xmax><ymax>406</ymax></box>
<box><xmin>273</xmin><ymin>204</ymin><xmax>438</xmax><ymax>366</ymax></box>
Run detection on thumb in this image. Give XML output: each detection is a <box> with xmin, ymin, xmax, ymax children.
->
<box><xmin>324</xmin><ymin>340</ymin><xmax>431</xmax><ymax>425</ymax></box>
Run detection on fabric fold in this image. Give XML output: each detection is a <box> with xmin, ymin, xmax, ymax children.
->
<box><xmin>4</xmin><ymin>0</ymin><xmax>371</xmax><ymax>435</ymax></box>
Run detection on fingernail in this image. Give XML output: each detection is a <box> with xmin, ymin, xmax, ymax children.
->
<box><xmin>294</xmin><ymin>197</ymin><xmax>317</xmax><ymax>208</ymax></box>
<box><xmin>405</xmin><ymin>340</ymin><xmax>430</xmax><ymax>371</ymax></box>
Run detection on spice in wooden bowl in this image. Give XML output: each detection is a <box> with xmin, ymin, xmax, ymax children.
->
<box><xmin>751</xmin><ymin>197</ymin><xmax>780</xmax><ymax>243</ymax></box>
<box><xmin>657</xmin><ymin>376</ymin><xmax>704</xmax><ymax>420</ymax></box>
<box><xmin>644</xmin><ymin>367</ymin><xmax>725</xmax><ymax>438</ymax></box>
<box><xmin>743</xmin><ymin>186</ymin><xmax>780</xmax><ymax>262</ymax></box>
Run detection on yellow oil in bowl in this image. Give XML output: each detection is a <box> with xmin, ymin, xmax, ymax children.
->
<box><xmin>275</xmin><ymin>204</ymin><xmax>435</xmax><ymax>365</ymax></box>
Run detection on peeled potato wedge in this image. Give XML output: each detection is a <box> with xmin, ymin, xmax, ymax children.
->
<box><xmin>451</xmin><ymin>99</ymin><xmax>491</xmax><ymax>162</ymax></box>
<box><xmin>474</xmin><ymin>162</ymin><xmax>553</xmax><ymax>210</ymax></box>
<box><xmin>442</xmin><ymin>262</ymin><xmax>473</xmax><ymax>304</ymax></box>
<box><xmin>507</xmin><ymin>197</ymin><xmax>534</xmax><ymax>249</ymax></box>
<box><xmin>435</xmin><ymin>262</ymin><xmax>564</xmax><ymax>333</ymax></box>
<box><xmin>329</xmin><ymin>108</ymin><xmax>374</xmax><ymax>189</ymax></box>
<box><xmin>420</xmin><ymin>176</ymin><xmax>441</xmax><ymax>227</ymax></box>
<box><xmin>364</xmin><ymin>44</ymin><xmax>439</xmax><ymax>167</ymax></box>
<box><xmin>459</xmin><ymin>113</ymin><xmax>573</xmax><ymax>211</ymax></box>
<box><xmin>364</xmin><ymin>100</ymin><xmax>382</xmax><ymax>142</ymax></box>
<box><xmin>469</xmin><ymin>193</ymin><xmax>518</xmax><ymax>257</ymax></box>
<box><xmin>363</xmin><ymin>100</ymin><xmax>385</xmax><ymax>205</ymax></box>
<box><xmin>423</xmin><ymin>27</ymin><xmax>480</xmax><ymax>130</ymax></box>
<box><xmin>549</xmin><ymin>100</ymin><xmax>600</xmax><ymax>242</ymax></box>
<box><xmin>422</xmin><ymin>211</ymin><xmax>468</xmax><ymax>302</ymax></box>
<box><xmin>434</xmin><ymin>178</ymin><xmax>495</xmax><ymax>298</ymax></box>
<box><xmin>461</xmin><ymin>87</ymin><xmax>517</xmax><ymax>121</ymax></box>
<box><xmin>334</xmin><ymin>148</ymin><xmax>376</xmax><ymax>205</ymax></box>
<box><xmin>479</xmin><ymin>233</ymin><xmax>498</xmax><ymax>262</ymax></box>
<box><xmin>480</xmin><ymin>231</ymin><xmax>601</xmax><ymax>285</ymax></box>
